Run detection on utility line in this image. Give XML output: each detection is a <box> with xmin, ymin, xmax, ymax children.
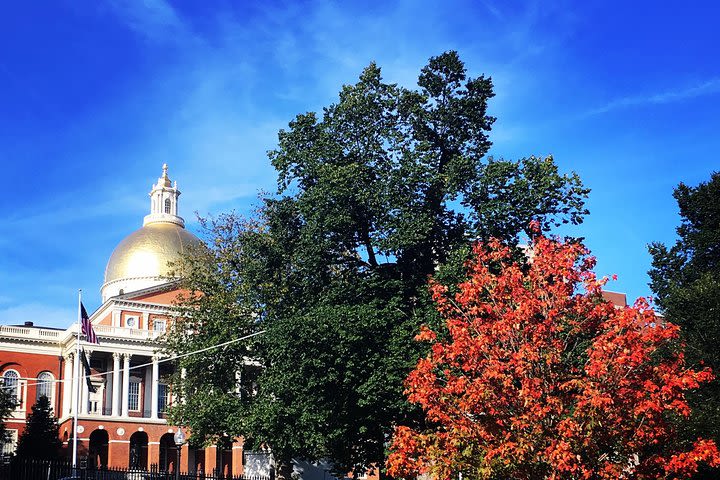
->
<box><xmin>1</xmin><ymin>330</ymin><xmax>265</xmax><ymax>390</ymax></box>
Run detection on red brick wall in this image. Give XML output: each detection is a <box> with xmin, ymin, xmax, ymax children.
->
<box><xmin>56</xmin><ymin>419</ymin><xmax>191</xmax><ymax>470</ymax></box>
<box><xmin>0</xmin><ymin>349</ymin><xmax>63</xmax><ymax>439</ymax></box>
<box><xmin>126</xmin><ymin>289</ymin><xmax>190</xmax><ymax>305</ymax></box>
<box><xmin>96</xmin><ymin>312</ymin><xmax>113</xmax><ymax>327</ymax></box>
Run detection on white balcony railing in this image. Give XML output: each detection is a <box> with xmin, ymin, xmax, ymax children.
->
<box><xmin>0</xmin><ymin>326</ymin><xmax>62</xmax><ymax>340</ymax></box>
<box><xmin>0</xmin><ymin>324</ymin><xmax>162</xmax><ymax>342</ymax></box>
<box><xmin>93</xmin><ymin>324</ymin><xmax>163</xmax><ymax>341</ymax></box>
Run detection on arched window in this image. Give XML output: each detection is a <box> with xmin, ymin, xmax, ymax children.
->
<box><xmin>164</xmin><ymin>198</ymin><xmax>171</xmax><ymax>214</ymax></box>
<box><xmin>36</xmin><ymin>372</ymin><xmax>53</xmax><ymax>401</ymax></box>
<box><xmin>2</xmin><ymin>370</ymin><xmax>19</xmax><ymax>399</ymax></box>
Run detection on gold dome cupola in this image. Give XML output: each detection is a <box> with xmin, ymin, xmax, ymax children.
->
<box><xmin>101</xmin><ymin>165</ymin><xmax>201</xmax><ymax>302</ymax></box>
<box><xmin>144</xmin><ymin>163</ymin><xmax>184</xmax><ymax>227</ymax></box>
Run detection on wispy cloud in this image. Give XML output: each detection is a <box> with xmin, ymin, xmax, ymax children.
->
<box><xmin>0</xmin><ymin>0</ymin><xmax>584</xmax><ymax>323</ymax></box>
<box><xmin>107</xmin><ymin>0</ymin><xmax>194</xmax><ymax>44</ymax></box>
<box><xmin>587</xmin><ymin>78</ymin><xmax>720</xmax><ymax>116</ymax></box>
<box><xmin>479</xmin><ymin>0</ymin><xmax>504</xmax><ymax>20</ymax></box>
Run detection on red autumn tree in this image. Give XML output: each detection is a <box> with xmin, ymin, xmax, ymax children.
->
<box><xmin>387</xmin><ymin>234</ymin><xmax>720</xmax><ymax>479</ymax></box>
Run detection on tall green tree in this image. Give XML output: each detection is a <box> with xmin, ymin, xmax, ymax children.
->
<box><xmin>0</xmin><ymin>382</ymin><xmax>16</xmax><ymax>446</ymax></box>
<box><xmin>166</xmin><ymin>51</ymin><xmax>589</xmax><ymax>478</ymax></box>
<box><xmin>649</xmin><ymin>172</ymin><xmax>720</xmax><ymax>476</ymax></box>
<box><xmin>15</xmin><ymin>396</ymin><xmax>61</xmax><ymax>460</ymax></box>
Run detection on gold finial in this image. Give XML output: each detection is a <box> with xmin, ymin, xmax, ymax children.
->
<box><xmin>158</xmin><ymin>164</ymin><xmax>171</xmax><ymax>187</ymax></box>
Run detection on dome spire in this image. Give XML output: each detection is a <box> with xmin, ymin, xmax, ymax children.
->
<box><xmin>159</xmin><ymin>163</ymin><xmax>171</xmax><ymax>187</ymax></box>
<box><xmin>143</xmin><ymin>164</ymin><xmax>184</xmax><ymax>228</ymax></box>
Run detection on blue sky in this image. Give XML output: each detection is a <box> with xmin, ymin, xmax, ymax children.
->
<box><xmin>1</xmin><ymin>0</ymin><xmax>718</xmax><ymax>328</ymax></box>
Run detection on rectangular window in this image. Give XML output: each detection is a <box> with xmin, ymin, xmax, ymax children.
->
<box><xmin>1</xmin><ymin>429</ymin><xmax>17</xmax><ymax>456</ymax></box>
<box><xmin>153</xmin><ymin>319</ymin><xmax>166</xmax><ymax>332</ymax></box>
<box><xmin>158</xmin><ymin>384</ymin><xmax>170</xmax><ymax>412</ymax></box>
<box><xmin>89</xmin><ymin>385</ymin><xmax>103</xmax><ymax>414</ymax></box>
<box><xmin>128</xmin><ymin>380</ymin><xmax>141</xmax><ymax>411</ymax></box>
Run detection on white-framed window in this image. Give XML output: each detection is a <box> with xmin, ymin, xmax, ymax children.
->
<box><xmin>36</xmin><ymin>371</ymin><xmax>54</xmax><ymax>402</ymax></box>
<box><xmin>128</xmin><ymin>379</ymin><xmax>141</xmax><ymax>411</ymax></box>
<box><xmin>1</xmin><ymin>429</ymin><xmax>17</xmax><ymax>456</ymax></box>
<box><xmin>164</xmin><ymin>198</ymin><xmax>171</xmax><ymax>214</ymax></box>
<box><xmin>125</xmin><ymin>316</ymin><xmax>138</xmax><ymax>329</ymax></box>
<box><xmin>158</xmin><ymin>383</ymin><xmax>170</xmax><ymax>412</ymax></box>
<box><xmin>153</xmin><ymin>319</ymin><xmax>166</xmax><ymax>332</ymax></box>
<box><xmin>89</xmin><ymin>383</ymin><xmax>104</xmax><ymax>414</ymax></box>
<box><xmin>2</xmin><ymin>370</ymin><xmax>19</xmax><ymax>402</ymax></box>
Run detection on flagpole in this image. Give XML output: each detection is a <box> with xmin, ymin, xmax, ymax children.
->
<box><xmin>72</xmin><ymin>289</ymin><xmax>82</xmax><ymax>470</ymax></box>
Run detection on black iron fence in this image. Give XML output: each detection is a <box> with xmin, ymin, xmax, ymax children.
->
<box><xmin>0</xmin><ymin>458</ymin><xmax>271</xmax><ymax>480</ymax></box>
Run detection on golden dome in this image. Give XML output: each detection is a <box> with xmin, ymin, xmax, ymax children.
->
<box><xmin>104</xmin><ymin>222</ymin><xmax>202</xmax><ymax>286</ymax></box>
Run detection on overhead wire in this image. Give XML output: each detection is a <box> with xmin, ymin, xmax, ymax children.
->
<box><xmin>0</xmin><ymin>330</ymin><xmax>265</xmax><ymax>391</ymax></box>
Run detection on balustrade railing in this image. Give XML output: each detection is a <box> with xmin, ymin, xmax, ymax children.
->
<box><xmin>0</xmin><ymin>325</ymin><xmax>62</xmax><ymax>340</ymax></box>
<box><xmin>0</xmin><ymin>324</ymin><xmax>163</xmax><ymax>342</ymax></box>
<box><xmin>93</xmin><ymin>324</ymin><xmax>163</xmax><ymax>340</ymax></box>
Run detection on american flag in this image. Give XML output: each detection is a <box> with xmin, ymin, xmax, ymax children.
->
<box><xmin>80</xmin><ymin>302</ymin><xmax>99</xmax><ymax>344</ymax></box>
<box><xmin>80</xmin><ymin>348</ymin><xmax>97</xmax><ymax>393</ymax></box>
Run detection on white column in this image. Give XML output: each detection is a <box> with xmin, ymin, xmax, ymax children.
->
<box><xmin>81</xmin><ymin>350</ymin><xmax>92</xmax><ymax>415</ymax></box>
<box><xmin>62</xmin><ymin>355</ymin><xmax>72</xmax><ymax>417</ymax></box>
<box><xmin>112</xmin><ymin>353</ymin><xmax>121</xmax><ymax>417</ymax></box>
<box><xmin>66</xmin><ymin>354</ymin><xmax>76</xmax><ymax>415</ymax></box>
<box><xmin>121</xmin><ymin>353</ymin><xmax>131</xmax><ymax>417</ymax></box>
<box><xmin>151</xmin><ymin>356</ymin><xmax>159</xmax><ymax>419</ymax></box>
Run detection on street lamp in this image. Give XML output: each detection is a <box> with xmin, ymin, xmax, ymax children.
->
<box><xmin>173</xmin><ymin>428</ymin><xmax>186</xmax><ymax>480</ymax></box>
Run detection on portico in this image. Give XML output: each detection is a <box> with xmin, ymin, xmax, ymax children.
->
<box><xmin>61</xmin><ymin>343</ymin><xmax>170</xmax><ymax>422</ymax></box>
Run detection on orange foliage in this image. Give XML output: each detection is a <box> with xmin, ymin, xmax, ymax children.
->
<box><xmin>387</xmin><ymin>235</ymin><xmax>719</xmax><ymax>479</ymax></box>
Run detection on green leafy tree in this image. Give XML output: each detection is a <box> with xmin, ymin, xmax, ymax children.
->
<box><xmin>15</xmin><ymin>396</ymin><xmax>61</xmax><ymax>460</ymax></box>
<box><xmin>0</xmin><ymin>382</ymin><xmax>16</xmax><ymax>447</ymax></box>
<box><xmin>649</xmin><ymin>172</ymin><xmax>720</xmax><ymax>477</ymax></box>
<box><xmin>166</xmin><ymin>51</ymin><xmax>590</xmax><ymax>479</ymax></box>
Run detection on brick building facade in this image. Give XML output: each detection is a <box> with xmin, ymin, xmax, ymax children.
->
<box><xmin>0</xmin><ymin>166</ymin><xmax>245</xmax><ymax>476</ymax></box>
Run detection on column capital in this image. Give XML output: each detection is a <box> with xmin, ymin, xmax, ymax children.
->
<box><xmin>112</xmin><ymin>352</ymin><xmax>122</xmax><ymax>361</ymax></box>
<box><xmin>122</xmin><ymin>353</ymin><xmax>133</xmax><ymax>361</ymax></box>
